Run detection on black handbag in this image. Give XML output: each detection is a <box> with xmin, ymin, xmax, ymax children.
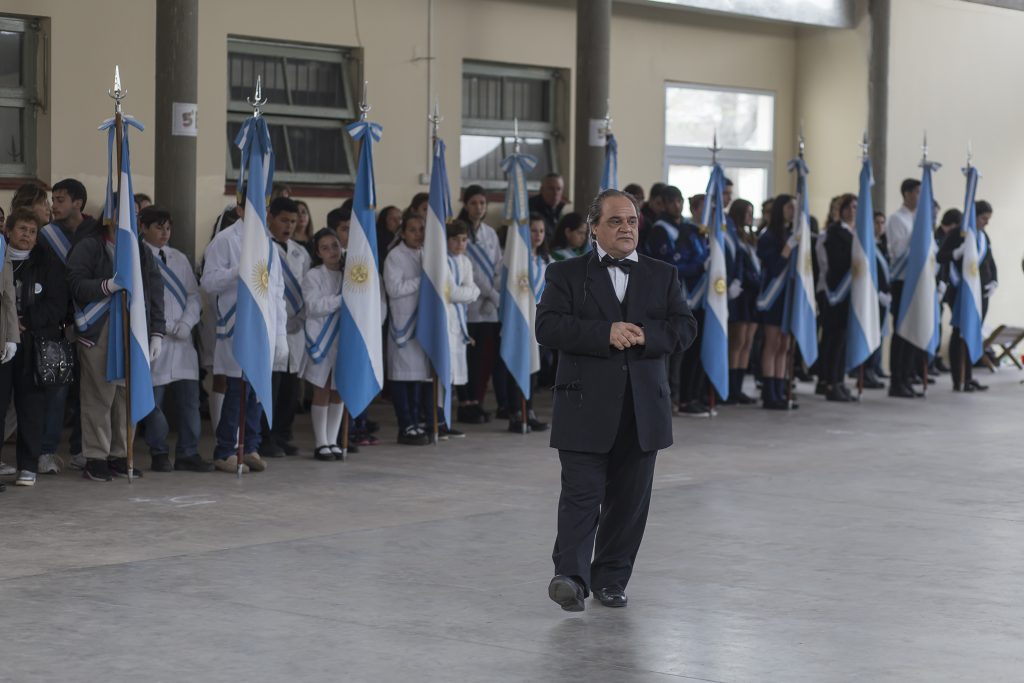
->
<box><xmin>33</xmin><ymin>335</ymin><xmax>76</xmax><ymax>386</ymax></box>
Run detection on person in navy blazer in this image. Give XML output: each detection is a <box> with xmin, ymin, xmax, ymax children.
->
<box><xmin>536</xmin><ymin>189</ymin><xmax>697</xmax><ymax>611</ymax></box>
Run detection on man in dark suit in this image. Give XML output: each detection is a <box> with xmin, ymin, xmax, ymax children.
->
<box><xmin>536</xmin><ymin>189</ymin><xmax>698</xmax><ymax>611</ymax></box>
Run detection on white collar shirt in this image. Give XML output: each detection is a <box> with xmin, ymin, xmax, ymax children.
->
<box><xmin>595</xmin><ymin>244</ymin><xmax>638</xmax><ymax>303</ymax></box>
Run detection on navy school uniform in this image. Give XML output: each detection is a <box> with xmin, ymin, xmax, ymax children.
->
<box><xmin>755</xmin><ymin>230</ymin><xmax>790</xmax><ymax>327</ymax></box>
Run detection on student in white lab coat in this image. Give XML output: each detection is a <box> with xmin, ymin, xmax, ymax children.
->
<box><xmin>138</xmin><ymin>207</ymin><xmax>213</xmax><ymax>473</ymax></box>
<box><xmin>446</xmin><ymin>219</ymin><xmax>480</xmax><ymax>425</ymax></box>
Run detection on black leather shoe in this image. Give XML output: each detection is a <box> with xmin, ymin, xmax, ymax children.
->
<box><xmin>889</xmin><ymin>383</ymin><xmax>916</xmax><ymax>398</ymax></box>
<box><xmin>150</xmin><ymin>454</ymin><xmax>173</xmax><ymax>472</ymax></box>
<box><xmin>593</xmin><ymin>587</ymin><xmax>628</xmax><ymax>608</ymax></box>
<box><xmin>527</xmin><ymin>413</ymin><xmax>549</xmax><ymax>432</ymax></box>
<box><xmin>174</xmin><ymin>455</ymin><xmax>215</xmax><ymax>472</ymax></box>
<box><xmin>457</xmin><ymin>405</ymin><xmax>487</xmax><ymax>424</ymax></box>
<box><xmin>548</xmin><ymin>575</ymin><xmax>585</xmax><ymax>612</ymax></box>
<box><xmin>825</xmin><ymin>386</ymin><xmax>852</xmax><ymax>402</ymax></box>
<box><xmin>277</xmin><ymin>439</ymin><xmax>299</xmax><ymax>456</ymax></box>
<box><xmin>969</xmin><ymin>379</ymin><xmax>989</xmax><ymax>391</ymax></box>
<box><xmin>258</xmin><ymin>440</ymin><xmax>284</xmax><ymax>458</ymax></box>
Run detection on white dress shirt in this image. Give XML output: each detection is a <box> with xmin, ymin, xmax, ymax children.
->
<box><xmin>595</xmin><ymin>244</ymin><xmax>639</xmax><ymax>303</ymax></box>
<box><xmin>885</xmin><ymin>205</ymin><xmax>915</xmax><ymax>264</ymax></box>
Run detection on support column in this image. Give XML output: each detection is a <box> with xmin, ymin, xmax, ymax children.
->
<box><xmin>573</xmin><ymin>0</ymin><xmax>611</xmax><ymax>209</ymax></box>
<box><xmin>868</xmin><ymin>0</ymin><xmax>890</xmax><ymax>212</ymax></box>
<box><xmin>155</xmin><ymin>0</ymin><xmax>198</xmax><ymax>260</ymax></box>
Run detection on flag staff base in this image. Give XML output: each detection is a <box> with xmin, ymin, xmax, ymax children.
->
<box><xmin>858</xmin><ymin>366</ymin><xmax>865</xmax><ymax>400</ymax></box>
<box><xmin>921</xmin><ymin>358</ymin><xmax>929</xmax><ymax>398</ymax></box>
<box><xmin>520</xmin><ymin>391</ymin><xmax>528</xmax><ymax>435</ymax></box>
<box><xmin>237</xmin><ymin>378</ymin><xmax>247</xmax><ymax>479</ymax></box>
<box><xmin>708</xmin><ymin>384</ymin><xmax>716</xmax><ymax>419</ymax></box>
<box><xmin>432</xmin><ymin>374</ymin><xmax>440</xmax><ymax>446</ymax></box>
<box><xmin>339</xmin><ymin>408</ymin><xmax>350</xmax><ymax>462</ymax></box>
<box><xmin>785</xmin><ymin>334</ymin><xmax>796</xmax><ymax>408</ymax></box>
<box><xmin>960</xmin><ymin>339</ymin><xmax>968</xmax><ymax>391</ymax></box>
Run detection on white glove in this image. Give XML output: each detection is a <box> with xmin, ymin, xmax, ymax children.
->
<box><xmin>984</xmin><ymin>280</ymin><xmax>998</xmax><ymax>295</ymax></box>
<box><xmin>170</xmin><ymin>321</ymin><xmax>192</xmax><ymax>340</ymax></box>
<box><xmin>0</xmin><ymin>342</ymin><xmax>17</xmax><ymax>364</ymax></box>
<box><xmin>951</xmin><ymin>243</ymin><xmax>966</xmax><ymax>260</ymax></box>
<box><xmin>149</xmin><ymin>335</ymin><xmax>163</xmax><ymax>362</ymax></box>
<box><xmin>104</xmin><ymin>278</ymin><xmax>125</xmax><ymax>294</ymax></box>
<box><xmin>878</xmin><ymin>292</ymin><xmax>892</xmax><ymax>307</ymax></box>
<box><xmin>728</xmin><ymin>279</ymin><xmax>742</xmax><ymax>300</ymax></box>
<box><xmin>936</xmin><ymin>281</ymin><xmax>948</xmax><ymax>299</ymax></box>
<box><xmin>488</xmin><ymin>290</ymin><xmax>501</xmax><ymax>308</ymax></box>
<box><xmin>274</xmin><ymin>335</ymin><xmax>289</xmax><ymax>367</ymax></box>
<box><xmin>785</xmin><ymin>233</ymin><xmax>800</xmax><ymax>250</ymax></box>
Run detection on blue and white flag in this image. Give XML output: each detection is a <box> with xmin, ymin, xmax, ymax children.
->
<box><xmin>232</xmin><ymin>116</ymin><xmax>278</xmax><ymax>423</ymax></box>
<box><xmin>499</xmin><ymin>148</ymin><xmax>540</xmax><ymax>400</ymax></box>
<box><xmin>897</xmin><ymin>160</ymin><xmax>941</xmax><ymax>356</ymax></box>
<box><xmin>335</xmin><ymin>119</ymin><xmax>385</xmax><ymax>416</ymax></box>
<box><xmin>601</xmin><ymin>133</ymin><xmax>618</xmax><ymax>191</ymax></box>
<box><xmin>781</xmin><ymin>157</ymin><xmax>819</xmax><ymax>367</ymax></box>
<box><xmin>952</xmin><ymin>164</ymin><xmax>984</xmax><ymax>364</ymax></box>
<box><xmin>846</xmin><ymin>156</ymin><xmax>881</xmax><ymax>371</ymax></box>
<box><xmin>416</xmin><ymin>137</ymin><xmax>453</xmax><ymax>427</ymax></box>
<box><xmin>99</xmin><ymin>114</ymin><xmax>154</xmax><ymax>424</ymax></box>
<box><xmin>699</xmin><ymin>163</ymin><xmax>729</xmax><ymax>400</ymax></box>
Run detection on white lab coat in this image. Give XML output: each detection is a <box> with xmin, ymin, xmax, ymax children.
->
<box><xmin>200</xmin><ymin>222</ymin><xmax>287</xmax><ymax>378</ymax></box>
<box><xmin>384</xmin><ymin>242</ymin><xmax>430</xmax><ymax>381</ymax></box>
<box><xmin>465</xmin><ymin>222</ymin><xmax>502</xmax><ymax>323</ymax></box>
<box><xmin>146</xmin><ymin>242</ymin><xmax>201</xmax><ymax>386</ymax></box>
<box><xmin>273</xmin><ymin>238</ymin><xmax>311</xmax><ymax>374</ymax></box>
<box><xmin>446</xmin><ymin>252</ymin><xmax>479</xmax><ymax>386</ymax></box>
<box><xmin>301</xmin><ymin>264</ymin><xmax>342</xmax><ymax>388</ymax></box>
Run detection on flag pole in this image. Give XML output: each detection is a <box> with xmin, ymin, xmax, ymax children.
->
<box><xmin>235</xmin><ymin>74</ymin><xmax>269</xmax><ymax>479</ymax></box>
<box><xmin>520</xmin><ymin>390</ymin><xmax>528</xmax><ymax>435</ymax></box>
<box><xmin>340</xmin><ymin>407</ymin><xmax>349</xmax><ymax>461</ymax></box>
<box><xmin>432</xmin><ymin>373</ymin><xmax>440</xmax><ymax>445</ymax></box>
<box><xmin>858</xmin><ymin>365</ymin><xmax>864</xmax><ymax>399</ymax></box>
<box><xmin>428</xmin><ymin>101</ymin><xmax>442</xmax><ymax>447</ymax></box>
<box><xmin>109</xmin><ymin>66</ymin><xmax>134</xmax><ymax>484</ymax></box>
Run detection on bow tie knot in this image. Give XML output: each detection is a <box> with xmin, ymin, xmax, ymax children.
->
<box><xmin>600</xmin><ymin>254</ymin><xmax>633</xmax><ymax>272</ymax></box>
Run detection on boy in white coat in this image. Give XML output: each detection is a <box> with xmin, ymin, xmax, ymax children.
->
<box><xmin>446</xmin><ymin>219</ymin><xmax>480</xmax><ymax>424</ymax></box>
<box><xmin>138</xmin><ymin>207</ymin><xmax>213</xmax><ymax>472</ymax></box>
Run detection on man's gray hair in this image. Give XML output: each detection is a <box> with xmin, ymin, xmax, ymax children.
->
<box><xmin>585</xmin><ymin>189</ymin><xmax>641</xmax><ymax>226</ymax></box>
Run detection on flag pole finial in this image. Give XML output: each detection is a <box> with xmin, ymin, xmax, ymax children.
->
<box><xmin>860</xmin><ymin>130</ymin><xmax>870</xmax><ymax>161</ymax></box>
<box><xmin>428</xmin><ymin>99</ymin><xmax>442</xmax><ymax>144</ymax></box>
<box><xmin>358</xmin><ymin>81</ymin><xmax>371</xmax><ymax>121</ymax></box>
<box><xmin>709</xmin><ymin>129</ymin><xmax>721</xmax><ymax>164</ymax></box>
<box><xmin>513</xmin><ymin>117</ymin><xmax>521</xmax><ymax>155</ymax></box>
<box><xmin>602</xmin><ymin>100</ymin><xmax>612</xmax><ymax>137</ymax></box>
<box><xmin>798</xmin><ymin>121</ymin><xmax>805</xmax><ymax>158</ymax></box>
<box><xmin>966</xmin><ymin>140</ymin><xmax>973</xmax><ymax>169</ymax></box>
<box><xmin>921</xmin><ymin>130</ymin><xmax>928</xmax><ymax>164</ymax></box>
<box><xmin>247</xmin><ymin>74</ymin><xmax>268</xmax><ymax>118</ymax></box>
<box><xmin>108</xmin><ymin>65</ymin><xmax>126</xmax><ymax>114</ymax></box>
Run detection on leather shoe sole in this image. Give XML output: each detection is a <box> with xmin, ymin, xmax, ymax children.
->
<box><xmin>548</xmin><ymin>575</ymin><xmax>585</xmax><ymax>612</ymax></box>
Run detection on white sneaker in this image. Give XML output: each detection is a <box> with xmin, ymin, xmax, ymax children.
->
<box><xmin>0</xmin><ymin>461</ymin><xmax>14</xmax><ymax>476</ymax></box>
<box><xmin>69</xmin><ymin>452</ymin><xmax>86</xmax><ymax>470</ymax></box>
<box><xmin>15</xmin><ymin>470</ymin><xmax>36</xmax><ymax>486</ymax></box>
<box><xmin>37</xmin><ymin>453</ymin><xmax>63</xmax><ymax>474</ymax></box>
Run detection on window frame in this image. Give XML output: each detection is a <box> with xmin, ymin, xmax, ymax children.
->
<box><xmin>662</xmin><ymin>81</ymin><xmax>775</xmax><ymax>198</ymax></box>
<box><xmin>226</xmin><ymin>36</ymin><xmax>357</xmax><ymax>186</ymax></box>
<box><xmin>0</xmin><ymin>15</ymin><xmax>38</xmax><ymax>179</ymax></box>
<box><xmin>460</xmin><ymin>60</ymin><xmax>562</xmax><ymax>191</ymax></box>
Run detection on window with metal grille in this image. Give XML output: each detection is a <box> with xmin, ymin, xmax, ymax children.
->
<box><xmin>0</xmin><ymin>16</ymin><xmax>39</xmax><ymax>178</ymax></box>
<box><xmin>226</xmin><ymin>37</ymin><xmax>356</xmax><ymax>186</ymax></box>
<box><xmin>460</xmin><ymin>61</ymin><xmax>561</xmax><ymax>189</ymax></box>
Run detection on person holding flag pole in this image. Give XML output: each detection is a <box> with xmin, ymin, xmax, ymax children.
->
<box><xmin>415</xmin><ymin>102</ymin><xmax>453</xmax><ymax>444</ymax></box>
<box><xmin>499</xmin><ymin>119</ymin><xmax>543</xmax><ymax>434</ymax></box>
<box><xmin>940</xmin><ymin>144</ymin><xmax>985</xmax><ymax>392</ymax></box>
<box><xmin>67</xmin><ymin>66</ymin><xmax>164</xmax><ymax>483</ymax></box>
<box><xmin>698</xmin><ymin>134</ymin><xmax>730</xmax><ymax>409</ymax></box>
<box><xmin>336</xmin><ymin>82</ymin><xmax>385</xmax><ymax>455</ymax></box>
<box><xmin>844</xmin><ymin>133</ymin><xmax>882</xmax><ymax>398</ymax></box>
<box><xmin>200</xmin><ymin>75</ymin><xmax>288</xmax><ymax>475</ymax></box>
<box><xmin>895</xmin><ymin>133</ymin><xmax>942</xmax><ymax>394</ymax></box>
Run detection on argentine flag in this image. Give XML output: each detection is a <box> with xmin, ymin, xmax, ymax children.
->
<box><xmin>952</xmin><ymin>165</ymin><xmax>984</xmax><ymax>364</ymax></box>
<box><xmin>416</xmin><ymin>137</ymin><xmax>453</xmax><ymax>426</ymax></box>
<box><xmin>781</xmin><ymin>157</ymin><xmax>819</xmax><ymax>367</ymax></box>
<box><xmin>699</xmin><ymin>163</ymin><xmax>729</xmax><ymax>400</ymax></box>
<box><xmin>897</xmin><ymin>160</ymin><xmax>940</xmax><ymax>356</ymax></box>
<box><xmin>335</xmin><ymin>119</ymin><xmax>385</xmax><ymax>416</ymax></box>
<box><xmin>499</xmin><ymin>148</ymin><xmax>540</xmax><ymax>400</ymax></box>
<box><xmin>101</xmin><ymin>113</ymin><xmax>154</xmax><ymax>423</ymax></box>
<box><xmin>601</xmin><ymin>133</ymin><xmax>618</xmax><ymax>191</ymax></box>
<box><xmin>846</xmin><ymin>156</ymin><xmax>881</xmax><ymax>371</ymax></box>
<box><xmin>232</xmin><ymin>116</ymin><xmax>278</xmax><ymax>423</ymax></box>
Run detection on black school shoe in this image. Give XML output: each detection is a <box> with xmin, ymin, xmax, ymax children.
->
<box><xmin>174</xmin><ymin>455</ymin><xmax>215</xmax><ymax>472</ymax></box>
<box><xmin>150</xmin><ymin>454</ymin><xmax>173</xmax><ymax>472</ymax></box>
<box><xmin>548</xmin><ymin>575</ymin><xmax>585</xmax><ymax>612</ymax></box>
<box><xmin>83</xmin><ymin>459</ymin><xmax>112</xmax><ymax>482</ymax></box>
<box><xmin>457</xmin><ymin>405</ymin><xmax>487</xmax><ymax>424</ymax></box>
<box><xmin>108</xmin><ymin>457</ymin><xmax>143</xmax><ymax>478</ymax></box>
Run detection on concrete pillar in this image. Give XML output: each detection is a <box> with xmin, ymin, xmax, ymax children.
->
<box><xmin>573</xmin><ymin>0</ymin><xmax>611</xmax><ymax>209</ymax></box>
<box><xmin>868</xmin><ymin>0</ymin><xmax>890</xmax><ymax>212</ymax></box>
<box><xmin>154</xmin><ymin>0</ymin><xmax>198</xmax><ymax>260</ymax></box>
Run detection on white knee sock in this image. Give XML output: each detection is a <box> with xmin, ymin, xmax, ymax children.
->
<box><xmin>210</xmin><ymin>391</ymin><xmax>225</xmax><ymax>434</ymax></box>
<box><xmin>327</xmin><ymin>402</ymin><xmax>345</xmax><ymax>445</ymax></box>
<box><xmin>311</xmin><ymin>404</ymin><xmax>329</xmax><ymax>447</ymax></box>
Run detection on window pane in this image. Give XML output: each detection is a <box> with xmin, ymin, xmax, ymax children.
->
<box><xmin>665</xmin><ymin>86</ymin><xmax>773</xmax><ymax>151</ymax></box>
<box><xmin>228</xmin><ymin>53</ymin><xmax>288</xmax><ymax>104</ymax></box>
<box><xmin>667</xmin><ymin>164</ymin><xmax>767</xmax><ymax>220</ymax></box>
<box><xmin>285</xmin><ymin>58</ymin><xmax>347</xmax><ymax>109</ymax></box>
<box><xmin>462</xmin><ymin>73</ymin><xmax>550</xmax><ymax>123</ymax></box>
<box><xmin>516</xmin><ymin>137</ymin><xmax>552</xmax><ymax>181</ymax></box>
<box><xmin>285</xmin><ymin>124</ymin><xmax>348</xmax><ymax>175</ymax></box>
<box><xmin>226</xmin><ymin>120</ymin><xmax>291</xmax><ymax>174</ymax></box>
<box><xmin>0</xmin><ymin>106</ymin><xmax>23</xmax><ymax>164</ymax></box>
<box><xmin>502</xmin><ymin>77</ymin><xmax>548</xmax><ymax>122</ymax></box>
<box><xmin>460</xmin><ymin>134</ymin><xmax>504</xmax><ymax>181</ymax></box>
<box><xmin>462</xmin><ymin>74</ymin><xmax>501</xmax><ymax>120</ymax></box>
<box><xmin>0</xmin><ymin>30</ymin><xmax>23</xmax><ymax>88</ymax></box>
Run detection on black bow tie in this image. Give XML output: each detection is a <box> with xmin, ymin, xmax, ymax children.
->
<box><xmin>600</xmin><ymin>254</ymin><xmax>633</xmax><ymax>272</ymax></box>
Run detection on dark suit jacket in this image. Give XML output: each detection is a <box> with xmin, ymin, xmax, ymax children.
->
<box><xmin>536</xmin><ymin>252</ymin><xmax>698</xmax><ymax>454</ymax></box>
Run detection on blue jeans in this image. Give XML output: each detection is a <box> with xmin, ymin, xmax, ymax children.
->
<box><xmin>41</xmin><ymin>381</ymin><xmax>82</xmax><ymax>455</ymax></box>
<box><xmin>391</xmin><ymin>381</ymin><xmax>423</xmax><ymax>430</ymax></box>
<box><xmin>142</xmin><ymin>380</ymin><xmax>201</xmax><ymax>458</ymax></box>
<box><xmin>214</xmin><ymin>377</ymin><xmax>262</xmax><ymax>459</ymax></box>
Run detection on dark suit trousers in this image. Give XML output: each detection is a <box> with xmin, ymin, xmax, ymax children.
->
<box><xmin>552</xmin><ymin>380</ymin><xmax>657</xmax><ymax>593</ymax></box>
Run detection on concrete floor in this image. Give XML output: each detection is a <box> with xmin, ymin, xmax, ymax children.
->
<box><xmin>3</xmin><ymin>371</ymin><xmax>1024</xmax><ymax>682</ymax></box>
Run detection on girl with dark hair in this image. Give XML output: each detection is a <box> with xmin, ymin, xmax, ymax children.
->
<box><xmin>375</xmin><ymin>205</ymin><xmax>402</xmax><ymax>269</ymax></box>
<box><xmin>293</xmin><ymin>199</ymin><xmax>313</xmax><ymax>247</ymax></box>
<box><xmin>723</xmin><ymin>199</ymin><xmax>759</xmax><ymax>404</ymax></box>
<box><xmin>756</xmin><ymin>193</ymin><xmax>798</xmax><ymax>410</ymax></box>
<box><xmin>549</xmin><ymin>212</ymin><xmax>590</xmax><ymax>261</ymax></box>
<box><xmin>820</xmin><ymin>193</ymin><xmax>858</xmax><ymax>402</ymax></box>
<box><xmin>456</xmin><ymin>185</ymin><xmax>506</xmax><ymax>423</ymax></box>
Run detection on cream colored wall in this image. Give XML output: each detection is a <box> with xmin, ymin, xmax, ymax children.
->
<box><xmin>795</xmin><ymin>3</ymin><xmax>871</xmax><ymax>219</ymax></box>
<box><xmin>887</xmin><ymin>0</ymin><xmax>1024</xmax><ymax>328</ymax></box>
